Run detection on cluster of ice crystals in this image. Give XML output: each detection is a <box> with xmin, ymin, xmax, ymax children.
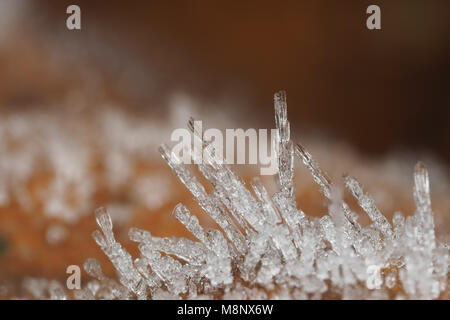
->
<box><xmin>0</xmin><ymin>107</ymin><xmax>181</xmax><ymax>223</ymax></box>
<box><xmin>77</xmin><ymin>91</ymin><xmax>448</xmax><ymax>300</ymax></box>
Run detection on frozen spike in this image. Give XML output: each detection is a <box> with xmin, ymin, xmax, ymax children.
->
<box><xmin>135</xmin><ymin>280</ymin><xmax>148</xmax><ymax>300</ymax></box>
<box><xmin>328</xmin><ymin>186</ymin><xmax>345</xmax><ymax>227</ymax></box>
<box><xmin>188</xmin><ymin>123</ymin><xmax>264</xmax><ymax>232</ymax></box>
<box><xmin>293</xmin><ymin>142</ymin><xmax>363</xmax><ymax>242</ymax></box>
<box><xmin>95</xmin><ymin>207</ymin><xmax>112</xmax><ymax>230</ymax></box>
<box><xmin>195</xmin><ymin>157</ymin><xmax>253</xmax><ymax>232</ymax></box>
<box><xmin>159</xmin><ymin>142</ymin><xmax>247</xmax><ymax>254</ymax></box>
<box><xmin>274</xmin><ymin>91</ymin><xmax>288</xmax><ymax>135</ymax></box>
<box><xmin>159</xmin><ymin>144</ymin><xmax>173</xmax><ymax>164</ymax></box>
<box><xmin>293</xmin><ymin>142</ymin><xmax>363</xmax><ymax>232</ymax></box>
<box><xmin>160</xmin><ymin>143</ymin><xmax>198</xmax><ymax>176</ymax></box>
<box><xmin>187</xmin><ymin>117</ymin><xmax>221</xmax><ymax>168</ymax></box>
<box><xmin>276</xmin><ymin>139</ymin><xmax>296</xmax><ymax>199</ymax></box>
<box><xmin>327</xmin><ymin>187</ymin><xmax>361</xmax><ymax>252</ymax></box>
<box><xmin>344</xmin><ymin>175</ymin><xmax>393</xmax><ymax>239</ymax></box>
<box><xmin>393</xmin><ymin>211</ymin><xmax>405</xmax><ymax>239</ymax></box>
<box><xmin>413</xmin><ymin>162</ymin><xmax>433</xmax><ymax>217</ymax></box>
<box><xmin>92</xmin><ymin>209</ymin><xmax>143</xmax><ymax>295</ymax></box>
<box><xmin>187</xmin><ymin>117</ymin><xmax>268</xmax><ymax>233</ymax></box>
<box><xmin>201</xmin><ymin>230</ymin><xmax>233</xmax><ymax>285</ymax></box>
<box><xmin>272</xmin><ymin>191</ymin><xmax>304</xmax><ymax>250</ymax></box>
<box><xmin>173</xmin><ymin>204</ymin><xmax>207</xmax><ymax>245</ymax></box>
<box><xmin>413</xmin><ymin>162</ymin><xmax>435</xmax><ymax>250</ymax></box>
<box><xmin>129</xmin><ymin>227</ymin><xmax>152</xmax><ymax>243</ymax></box>
<box><xmin>341</xmin><ymin>202</ymin><xmax>362</xmax><ymax>232</ymax></box>
<box><xmin>91</xmin><ymin>230</ymin><xmax>107</xmax><ymax>248</ymax></box>
<box><xmin>134</xmin><ymin>257</ymin><xmax>162</xmax><ymax>289</ymax></box>
<box><xmin>95</xmin><ymin>207</ymin><xmax>115</xmax><ymax>244</ymax></box>
<box><xmin>206</xmin><ymin>191</ymin><xmax>248</xmax><ymax>255</ymax></box>
<box><xmin>251</xmin><ymin>177</ymin><xmax>281</xmax><ymax>225</ymax></box>
<box><xmin>269</xmin><ymin>224</ymin><xmax>298</xmax><ymax>260</ymax></box>
<box><xmin>256</xmin><ymin>241</ymin><xmax>283</xmax><ymax>285</ymax></box>
<box><xmin>414</xmin><ymin>162</ymin><xmax>430</xmax><ymax>205</ymax></box>
<box><xmin>83</xmin><ymin>258</ymin><xmax>105</xmax><ymax>281</ymax></box>
<box><xmin>240</xmin><ymin>233</ymin><xmax>269</xmax><ymax>282</ymax></box>
<box><xmin>206</xmin><ymin>230</ymin><xmax>231</xmax><ymax>258</ymax></box>
<box><xmin>201</xmin><ymin>252</ymin><xmax>233</xmax><ymax>286</ymax></box>
<box><xmin>138</xmin><ymin>243</ymin><xmax>187</xmax><ymax>295</ymax></box>
<box><xmin>204</xmin><ymin>166</ymin><xmax>263</xmax><ymax>232</ymax></box>
<box><xmin>188</xmin><ymin>117</ymin><xmax>204</xmax><ymax>141</ymax></box>
<box><xmin>319</xmin><ymin>215</ymin><xmax>341</xmax><ymax>255</ymax></box>
<box><xmin>211</xmin><ymin>186</ymin><xmax>254</xmax><ymax>234</ymax></box>
<box><xmin>272</xmin><ymin>191</ymin><xmax>306</xmax><ymax>227</ymax></box>
<box><xmin>150</xmin><ymin>236</ymin><xmax>208</xmax><ymax>265</ymax></box>
<box><xmin>274</xmin><ymin>91</ymin><xmax>296</xmax><ymax>200</ymax></box>
<box><xmin>294</xmin><ymin>143</ymin><xmax>332</xmax><ymax>199</ymax></box>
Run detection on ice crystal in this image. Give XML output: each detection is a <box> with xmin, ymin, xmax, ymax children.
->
<box><xmin>61</xmin><ymin>92</ymin><xmax>449</xmax><ymax>299</ymax></box>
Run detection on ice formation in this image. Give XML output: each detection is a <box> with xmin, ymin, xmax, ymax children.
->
<box><xmin>68</xmin><ymin>91</ymin><xmax>448</xmax><ymax>300</ymax></box>
<box><xmin>22</xmin><ymin>92</ymin><xmax>449</xmax><ymax>299</ymax></box>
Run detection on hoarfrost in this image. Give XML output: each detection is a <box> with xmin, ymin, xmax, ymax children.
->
<box><xmin>48</xmin><ymin>91</ymin><xmax>448</xmax><ymax>299</ymax></box>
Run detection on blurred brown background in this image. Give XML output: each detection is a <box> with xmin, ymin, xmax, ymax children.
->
<box><xmin>9</xmin><ymin>0</ymin><xmax>446</xmax><ymax>163</ymax></box>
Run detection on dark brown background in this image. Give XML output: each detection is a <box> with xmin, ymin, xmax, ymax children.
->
<box><xmin>6</xmin><ymin>0</ymin><xmax>450</xmax><ymax>163</ymax></box>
